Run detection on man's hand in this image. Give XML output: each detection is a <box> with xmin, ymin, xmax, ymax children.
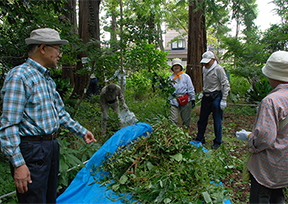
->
<box><xmin>220</xmin><ymin>100</ymin><xmax>227</xmax><ymax>110</ymax></box>
<box><xmin>236</xmin><ymin>129</ymin><xmax>252</xmax><ymax>141</ymax></box>
<box><xmin>198</xmin><ymin>93</ymin><xmax>203</xmax><ymax>100</ymax></box>
<box><xmin>84</xmin><ymin>130</ymin><xmax>96</xmax><ymax>143</ymax></box>
<box><xmin>14</xmin><ymin>164</ymin><xmax>32</xmax><ymax>194</ymax></box>
<box><xmin>123</xmin><ymin>103</ymin><xmax>129</xmax><ymax>111</ymax></box>
<box><xmin>191</xmin><ymin>100</ymin><xmax>195</xmax><ymax>109</ymax></box>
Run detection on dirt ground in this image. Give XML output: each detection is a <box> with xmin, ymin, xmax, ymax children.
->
<box><xmin>186</xmin><ymin>109</ymin><xmax>288</xmax><ymax>203</ymax></box>
<box><xmin>188</xmin><ymin>110</ymin><xmax>255</xmax><ymax>203</ymax></box>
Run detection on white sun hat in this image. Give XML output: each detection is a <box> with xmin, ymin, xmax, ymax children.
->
<box><xmin>262</xmin><ymin>50</ymin><xmax>288</xmax><ymax>82</ymax></box>
<box><xmin>171</xmin><ymin>58</ymin><xmax>184</xmax><ymax>71</ymax></box>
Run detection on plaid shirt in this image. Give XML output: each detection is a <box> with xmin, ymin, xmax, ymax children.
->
<box><xmin>0</xmin><ymin>58</ymin><xmax>87</xmax><ymax>167</ymax></box>
<box><xmin>248</xmin><ymin>84</ymin><xmax>288</xmax><ymax>188</ymax></box>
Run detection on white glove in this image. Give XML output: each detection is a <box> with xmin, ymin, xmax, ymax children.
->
<box><xmin>236</xmin><ymin>129</ymin><xmax>252</xmax><ymax>141</ymax></box>
<box><xmin>220</xmin><ymin>100</ymin><xmax>227</xmax><ymax>110</ymax></box>
<box><xmin>198</xmin><ymin>93</ymin><xmax>203</xmax><ymax>99</ymax></box>
<box><xmin>123</xmin><ymin>104</ymin><xmax>129</xmax><ymax>111</ymax></box>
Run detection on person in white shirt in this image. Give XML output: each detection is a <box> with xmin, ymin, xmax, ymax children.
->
<box><xmin>169</xmin><ymin>58</ymin><xmax>196</xmax><ymax>130</ymax></box>
<box><xmin>195</xmin><ymin>51</ymin><xmax>230</xmax><ymax>149</ymax></box>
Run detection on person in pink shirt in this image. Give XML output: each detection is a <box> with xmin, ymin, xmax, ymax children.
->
<box><xmin>236</xmin><ymin>51</ymin><xmax>288</xmax><ymax>203</ymax></box>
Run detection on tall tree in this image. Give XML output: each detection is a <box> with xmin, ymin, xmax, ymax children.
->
<box><xmin>271</xmin><ymin>0</ymin><xmax>288</xmax><ymax>24</ymax></box>
<box><xmin>231</xmin><ymin>0</ymin><xmax>257</xmax><ymax>38</ymax></box>
<box><xmin>70</xmin><ymin>0</ymin><xmax>101</xmax><ymax>99</ymax></box>
<box><xmin>186</xmin><ymin>0</ymin><xmax>206</xmax><ymax>93</ymax></box>
<box><xmin>61</xmin><ymin>0</ymin><xmax>77</xmax><ymax>86</ymax></box>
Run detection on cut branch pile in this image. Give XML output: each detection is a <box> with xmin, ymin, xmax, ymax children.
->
<box><xmin>93</xmin><ymin>122</ymin><xmax>233</xmax><ymax>203</ymax></box>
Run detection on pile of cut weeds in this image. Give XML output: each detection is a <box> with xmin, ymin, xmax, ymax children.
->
<box><xmin>93</xmin><ymin>122</ymin><xmax>234</xmax><ymax>203</ymax></box>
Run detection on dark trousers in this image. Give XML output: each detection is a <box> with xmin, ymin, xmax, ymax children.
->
<box><xmin>196</xmin><ymin>93</ymin><xmax>223</xmax><ymax>145</ymax></box>
<box><xmin>87</xmin><ymin>78</ymin><xmax>98</xmax><ymax>96</ymax></box>
<box><xmin>10</xmin><ymin>139</ymin><xmax>60</xmax><ymax>204</ymax></box>
<box><xmin>250</xmin><ymin>174</ymin><xmax>285</xmax><ymax>204</ymax></box>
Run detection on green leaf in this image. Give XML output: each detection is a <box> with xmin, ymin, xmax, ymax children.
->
<box><xmin>119</xmin><ymin>175</ymin><xmax>128</xmax><ymax>184</ymax></box>
<box><xmin>202</xmin><ymin>191</ymin><xmax>212</xmax><ymax>203</ymax></box>
<box><xmin>164</xmin><ymin>198</ymin><xmax>172</xmax><ymax>204</ymax></box>
<box><xmin>170</xmin><ymin>153</ymin><xmax>183</xmax><ymax>162</ymax></box>
<box><xmin>146</xmin><ymin>161</ymin><xmax>154</xmax><ymax>170</ymax></box>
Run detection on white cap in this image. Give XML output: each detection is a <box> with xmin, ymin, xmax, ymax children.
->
<box><xmin>262</xmin><ymin>51</ymin><xmax>288</xmax><ymax>82</ymax></box>
<box><xmin>200</xmin><ymin>51</ymin><xmax>215</xmax><ymax>64</ymax></box>
<box><xmin>171</xmin><ymin>58</ymin><xmax>184</xmax><ymax>71</ymax></box>
<box><xmin>25</xmin><ymin>28</ymin><xmax>68</xmax><ymax>45</ymax></box>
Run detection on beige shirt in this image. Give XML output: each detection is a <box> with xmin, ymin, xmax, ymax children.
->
<box><xmin>202</xmin><ymin>62</ymin><xmax>230</xmax><ymax>100</ymax></box>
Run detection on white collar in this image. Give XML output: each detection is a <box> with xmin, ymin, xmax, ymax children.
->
<box><xmin>205</xmin><ymin>61</ymin><xmax>217</xmax><ymax>74</ymax></box>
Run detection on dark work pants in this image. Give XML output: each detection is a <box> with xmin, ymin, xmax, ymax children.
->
<box><xmin>87</xmin><ymin>78</ymin><xmax>98</xmax><ymax>96</ymax></box>
<box><xmin>196</xmin><ymin>93</ymin><xmax>223</xmax><ymax>145</ymax></box>
<box><xmin>250</xmin><ymin>174</ymin><xmax>285</xmax><ymax>204</ymax></box>
<box><xmin>10</xmin><ymin>139</ymin><xmax>60</xmax><ymax>204</ymax></box>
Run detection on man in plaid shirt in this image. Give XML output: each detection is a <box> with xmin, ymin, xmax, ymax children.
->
<box><xmin>0</xmin><ymin>28</ymin><xmax>96</xmax><ymax>203</ymax></box>
<box><xmin>236</xmin><ymin>51</ymin><xmax>288</xmax><ymax>203</ymax></box>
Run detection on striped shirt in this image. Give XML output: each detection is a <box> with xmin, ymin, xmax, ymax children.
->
<box><xmin>0</xmin><ymin>58</ymin><xmax>87</xmax><ymax>167</ymax></box>
<box><xmin>169</xmin><ymin>72</ymin><xmax>195</xmax><ymax>106</ymax></box>
<box><xmin>248</xmin><ymin>84</ymin><xmax>288</xmax><ymax>188</ymax></box>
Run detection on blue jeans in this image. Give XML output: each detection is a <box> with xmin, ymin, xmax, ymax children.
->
<box><xmin>10</xmin><ymin>139</ymin><xmax>60</xmax><ymax>203</ymax></box>
<box><xmin>196</xmin><ymin>93</ymin><xmax>223</xmax><ymax>145</ymax></box>
<box><xmin>250</xmin><ymin>174</ymin><xmax>285</xmax><ymax>204</ymax></box>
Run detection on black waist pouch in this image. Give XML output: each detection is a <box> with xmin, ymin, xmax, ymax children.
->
<box><xmin>203</xmin><ymin>90</ymin><xmax>221</xmax><ymax>100</ymax></box>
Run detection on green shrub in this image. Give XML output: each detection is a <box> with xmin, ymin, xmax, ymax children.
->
<box><xmin>0</xmin><ymin>153</ymin><xmax>17</xmax><ymax>203</ymax></box>
<box><xmin>245</xmin><ymin>78</ymin><xmax>272</xmax><ymax>103</ymax></box>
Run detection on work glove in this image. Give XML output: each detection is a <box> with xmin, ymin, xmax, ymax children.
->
<box><xmin>191</xmin><ymin>100</ymin><xmax>195</xmax><ymax>109</ymax></box>
<box><xmin>220</xmin><ymin>100</ymin><xmax>227</xmax><ymax>110</ymax></box>
<box><xmin>198</xmin><ymin>93</ymin><xmax>203</xmax><ymax>100</ymax></box>
<box><xmin>123</xmin><ymin>103</ymin><xmax>129</xmax><ymax>111</ymax></box>
<box><xmin>236</xmin><ymin>129</ymin><xmax>252</xmax><ymax>141</ymax></box>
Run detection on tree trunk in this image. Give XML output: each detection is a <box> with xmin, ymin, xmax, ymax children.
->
<box><xmin>61</xmin><ymin>0</ymin><xmax>77</xmax><ymax>86</ymax></box>
<box><xmin>70</xmin><ymin>0</ymin><xmax>101</xmax><ymax>99</ymax></box>
<box><xmin>111</xmin><ymin>10</ymin><xmax>117</xmax><ymax>43</ymax></box>
<box><xmin>157</xmin><ymin>22</ymin><xmax>164</xmax><ymax>51</ymax></box>
<box><xmin>65</xmin><ymin>0</ymin><xmax>77</xmax><ymax>33</ymax></box>
<box><xmin>186</xmin><ymin>0</ymin><xmax>206</xmax><ymax>94</ymax></box>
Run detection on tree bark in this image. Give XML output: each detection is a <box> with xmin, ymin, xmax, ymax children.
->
<box><xmin>70</xmin><ymin>0</ymin><xmax>101</xmax><ymax>99</ymax></box>
<box><xmin>61</xmin><ymin>0</ymin><xmax>77</xmax><ymax>86</ymax></box>
<box><xmin>186</xmin><ymin>0</ymin><xmax>206</xmax><ymax>94</ymax></box>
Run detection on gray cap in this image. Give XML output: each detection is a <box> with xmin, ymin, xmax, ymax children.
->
<box><xmin>25</xmin><ymin>28</ymin><xmax>68</xmax><ymax>45</ymax></box>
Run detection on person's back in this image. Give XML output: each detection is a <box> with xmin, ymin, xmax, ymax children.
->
<box><xmin>99</xmin><ymin>83</ymin><xmax>129</xmax><ymax>136</ymax></box>
<box><xmin>100</xmin><ymin>83</ymin><xmax>122</xmax><ymax>104</ymax></box>
<box><xmin>236</xmin><ymin>51</ymin><xmax>288</xmax><ymax>203</ymax></box>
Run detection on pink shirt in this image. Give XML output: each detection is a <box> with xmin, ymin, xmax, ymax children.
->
<box><xmin>248</xmin><ymin>84</ymin><xmax>288</xmax><ymax>188</ymax></box>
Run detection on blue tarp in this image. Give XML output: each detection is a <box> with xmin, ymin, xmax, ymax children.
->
<box><xmin>57</xmin><ymin>123</ymin><xmax>231</xmax><ymax>204</ymax></box>
<box><xmin>57</xmin><ymin>122</ymin><xmax>153</xmax><ymax>204</ymax></box>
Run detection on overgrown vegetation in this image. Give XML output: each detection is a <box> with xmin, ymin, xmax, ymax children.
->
<box><xmin>0</xmin><ymin>67</ymin><xmax>273</xmax><ymax>203</ymax></box>
<box><xmin>94</xmin><ymin>122</ymin><xmax>232</xmax><ymax>203</ymax></box>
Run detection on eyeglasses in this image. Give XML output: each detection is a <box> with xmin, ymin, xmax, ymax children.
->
<box><xmin>46</xmin><ymin>45</ymin><xmax>63</xmax><ymax>55</ymax></box>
